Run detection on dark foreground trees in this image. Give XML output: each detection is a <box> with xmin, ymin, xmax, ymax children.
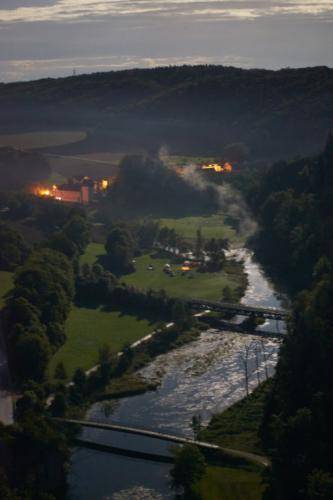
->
<box><xmin>170</xmin><ymin>445</ymin><xmax>206</xmax><ymax>498</ymax></box>
<box><xmin>261</xmin><ymin>263</ymin><xmax>333</xmax><ymax>500</ymax></box>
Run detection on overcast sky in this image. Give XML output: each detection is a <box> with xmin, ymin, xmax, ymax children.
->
<box><xmin>0</xmin><ymin>0</ymin><xmax>332</xmax><ymax>82</ymax></box>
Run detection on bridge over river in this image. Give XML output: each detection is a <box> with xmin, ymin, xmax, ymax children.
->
<box><xmin>188</xmin><ymin>299</ymin><xmax>288</xmax><ymax>321</ymax></box>
<box><xmin>55</xmin><ymin>418</ymin><xmax>270</xmax><ymax>467</ymax></box>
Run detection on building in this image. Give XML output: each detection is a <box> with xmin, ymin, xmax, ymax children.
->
<box><xmin>35</xmin><ymin>174</ymin><xmax>112</xmax><ymax>204</ymax></box>
<box><xmin>54</xmin><ymin>177</ymin><xmax>94</xmax><ymax>204</ymax></box>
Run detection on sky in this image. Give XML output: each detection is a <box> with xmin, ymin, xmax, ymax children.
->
<box><xmin>0</xmin><ymin>0</ymin><xmax>332</xmax><ymax>82</ymax></box>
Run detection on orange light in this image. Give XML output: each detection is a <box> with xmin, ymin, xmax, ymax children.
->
<box><xmin>202</xmin><ymin>162</ymin><xmax>233</xmax><ymax>173</ymax></box>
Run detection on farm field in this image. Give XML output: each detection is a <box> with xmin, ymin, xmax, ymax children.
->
<box><xmin>0</xmin><ymin>130</ymin><xmax>86</xmax><ymax>150</ymax></box>
<box><xmin>198</xmin><ymin>466</ymin><xmax>264</xmax><ymax>500</ymax></box>
<box><xmin>0</xmin><ymin>271</ymin><xmax>13</xmax><ymax>308</ymax></box>
<box><xmin>49</xmin><ymin>306</ymin><xmax>155</xmax><ymax>380</ymax></box>
<box><xmin>157</xmin><ymin>213</ymin><xmax>238</xmax><ymax>242</ymax></box>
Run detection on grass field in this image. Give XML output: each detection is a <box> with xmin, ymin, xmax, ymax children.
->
<box><xmin>0</xmin><ymin>130</ymin><xmax>86</xmax><ymax>150</ymax></box>
<box><xmin>80</xmin><ymin>241</ymin><xmax>245</xmax><ymax>301</ymax></box>
<box><xmin>0</xmin><ymin>271</ymin><xmax>13</xmax><ymax>308</ymax></box>
<box><xmin>158</xmin><ymin>213</ymin><xmax>237</xmax><ymax>242</ymax></box>
<box><xmin>123</xmin><ymin>253</ymin><xmax>245</xmax><ymax>301</ymax></box>
<box><xmin>198</xmin><ymin>466</ymin><xmax>264</xmax><ymax>500</ymax></box>
<box><xmin>49</xmin><ymin>306</ymin><xmax>155</xmax><ymax>379</ymax></box>
<box><xmin>80</xmin><ymin>243</ymin><xmax>105</xmax><ymax>266</ymax></box>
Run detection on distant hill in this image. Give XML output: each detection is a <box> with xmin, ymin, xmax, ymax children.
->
<box><xmin>1</xmin><ymin>65</ymin><xmax>332</xmax><ymax>159</ymax></box>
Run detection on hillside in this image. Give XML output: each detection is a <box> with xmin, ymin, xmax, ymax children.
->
<box><xmin>1</xmin><ymin>65</ymin><xmax>332</xmax><ymax>159</ymax></box>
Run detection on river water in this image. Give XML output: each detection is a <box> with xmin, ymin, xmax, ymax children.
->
<box><xmin>68</xmin><ymin>249</ymin><xmax>286</xmax><ymax>500</ymax></box>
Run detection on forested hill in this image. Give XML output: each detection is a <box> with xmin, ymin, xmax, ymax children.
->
<box><xmin>1</xmin><ymin>65</ymin><xmax>332</xmax><ymax>159</ymax></box>
<box><xmin>234</xmin><ymin>133</ymin><xmax>333</xmax><ymax>291</ymax></box>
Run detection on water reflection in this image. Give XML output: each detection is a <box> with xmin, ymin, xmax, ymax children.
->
<box><xmin>68</xmin><ymin>248</ymin><xmax>286</xmax><ymax>499</ymax></box>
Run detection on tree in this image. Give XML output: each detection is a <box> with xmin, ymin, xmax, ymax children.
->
<box><xmin>15</xmin><ymin>332</ymin><xmax>51</xmax><ymax>382</ymax></box>
<box><xmin>195</xmin><ymin>228</ymin><xmax>203</xmax><ymax>259</ymax></box>
<box><xmin>307</xmin><ymin>470</ymin><xmax>333</xmax><ymax>499</ymax></box>
<box><xmin>191</xmin><ymin>415</ymin><xmax>202</xmax><ymax>440</ymax></box>
<box><xmin>170</xmin><ymin>445</ymin><xmax>206</xmax><ymax>496</ymax></box>
<box><xmin>0</xmin><ymin>224</ymin><xmax>28</xmax><ymax>271</ymax></box>
<box><xmin>73</xmin><ymin>368</ymin><xmax>87</xmax><ymax>393</ymax></box>
<box><xmin>54</xmin><ymin>362</ymin><xmax>67</xmax><ymax>380</ymax></box>
<box><xmin>63</xmin><ymin>215</ymin><xmax>90</xmax><ymax>254</ymax></box>
<box><xmin>172</xmin><ymin>300</ymin><xmax>188</xmax><ymax>330</ymax></box>
<box><xmin>46</xmin><ymin>232</ymin><xmax>77</xmax><ymax>260</ymax></box>
<box><xmin>98</xmin><ymin>344</ymin><xmax>113</xmax><ymax>383</ymax></box>
<box><xmin>105</xmin><ymin>227</ymin><xmax>135</xmax><ymax>275</ymax></box>
<box><xmin>222</xmin><ymin>285</ymin><xmax>233</xmax><ymax>302</ymax></box>
<box><xmin>50</xmin><ymin>392</ymin><xmax>67</xmax><ymax>417</ymax></box>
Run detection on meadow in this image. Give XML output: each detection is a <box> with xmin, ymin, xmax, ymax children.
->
<box><xmin>49</xmin><ymin>306</ymin><xmax>155</xmax><ymax>380</ymax></box>
<box><xmin>0</xmin><ymin>130</ymin><xmax>86</xmax><ymax>150</ymax></box>
<box><xmin>198</xmin><ymin>466</ymin><xmax>264</xmax><ymax>500</ymax></box>
<box><xmin>158</xmin><ymin>213</ymin><xmax>237</xmax><ymax>242</ymax></box>
<box><xmin>81</xmin><ymin>241</ymin><xmax>245</xmax><ymax>302</ymax></box>
<box><xmin>123</xmin><ymin>253</ymin><xmax>245</xmax><ymax>302</ymax></box>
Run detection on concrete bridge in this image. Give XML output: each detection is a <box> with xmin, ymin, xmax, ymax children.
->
<box><xmin>188</xmin><ymin>299</ymin><xmax>288</xmax><ymax>321</ymax></box>
<box><xmin>55</xmin><ymin>418</ymin><xmax>220</xmax><ymax>451</ymax></box>
<box><xmin>54</xmin><ymin>418</ymin><xmax>270</xmax><ymax>467</ymax></box>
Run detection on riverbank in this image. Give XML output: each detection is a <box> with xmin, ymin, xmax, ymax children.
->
<box><xmin>200</xmin><ymin>380</ymin><xmax>272</xmax><ymax>455</ymax></box>
<box><xmin>68</xmin><ymin>246</ymin><xmax>285</xmax><ymax>499</ymax></box>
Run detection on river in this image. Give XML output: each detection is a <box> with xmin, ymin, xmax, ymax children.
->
<box><xmin>68</xmin><ymin>248</ymin><xmax>286</xmax><ymax>500</ymax></box>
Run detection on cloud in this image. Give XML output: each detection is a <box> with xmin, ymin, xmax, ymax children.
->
<box><xmin>0</xmin><ymin>0</ymin><xmax>333</xmax><ymax>24</ymax></box>
<box><xmin>0</xmin><ymin>53</ymin><xmax>255</xmax><ymax>82</ymax></box>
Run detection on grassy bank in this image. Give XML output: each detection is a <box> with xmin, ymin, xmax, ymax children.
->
<box><xmin>200</xmin><ymin>381</ymin><xmax>271</xmax><ymax>455</ymax></box>
<box><xmin>49</xmin><ymin>306</ymin><xmax>155</xmax><ymax>380</ymax></box>
<box><xmin>0</xmin><ymin>271</ymin><xmax>13</xmax><ymax>308</ymax></box>
<box><xmin>197</xmin><ymin>465</ymin><xmax>264</xmax><ymax>500</ymax></box>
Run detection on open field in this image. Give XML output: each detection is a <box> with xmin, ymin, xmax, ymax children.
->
<box><xmin>80</xmin><ymin>241</ymin><xmax>246</xmax><ymax>301</ymax></box>
<box><xmin>198</xmin><ymin>466</ymin><xmax>264</xmax><ymax>500</ymax></box>
<box><xmin>158</xmin><ymin>213</ymin><xmax>238</xmax><ymax>242</ymax></box>
<box><xmin>80</xmin><ymin>242</ymin><xmax>106</xmax><ymax>266</ymax></box>
<box><xmin>49</xmin><ymin>306</ymin><xmax>155</xmax><ymax>380</ymax></box>
<box><xmin>123</xmin><ymin>253</ymin><xmax>245</xmax><ymax>301</ymax></box>
<box><xmin>0</xmin><ymin>271</ymin><xmax>13</xmax><ymax>308</ymax></box>
<box><xmin>0</xmin><ymin>130</ymin><xmax>86</xmax><ymax>150</ymax></box>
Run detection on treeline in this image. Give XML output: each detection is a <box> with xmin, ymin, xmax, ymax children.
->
<box><xmin>102</xmin><ymin>154</ymin><xmax>219</xmax><ymax>217</ymax></box>
<box><xmin>1</xmin><ymin>66</ymin><xmax>332</xmax><ymax>158</ymax></box>
<box><xmin>76</xmin><ymin>263</ymin><xmax>192</xmax><ymax>327</ymax></box>
<box><xmin>234</xmin><ymin>135</ymin><xmax>333</xmax><ymax>499</ymax></box>
<box><xmin>236</xmin><ymin>133</ymin><xmax>333</xmax><ymax>291</ymax></box>
<box><xmin>3</xmin><ymin>208</ymin><xmax>90</xmax><ymax>385</ymax></box>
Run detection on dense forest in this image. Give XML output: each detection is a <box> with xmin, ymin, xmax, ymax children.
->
<box><xmin>0</xmin><ymin>65</ymin><xmax>332</xmax><ymax>158</ymax></box>
<box><xmin>233</xmin><ymin>134</ymin><xmax>333</xmax><ymax>499</ymax></box>
<box><xmin>235</xmin><ymin>132</ymin><xmax>333</xmax><ymax>291</ymax></box>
